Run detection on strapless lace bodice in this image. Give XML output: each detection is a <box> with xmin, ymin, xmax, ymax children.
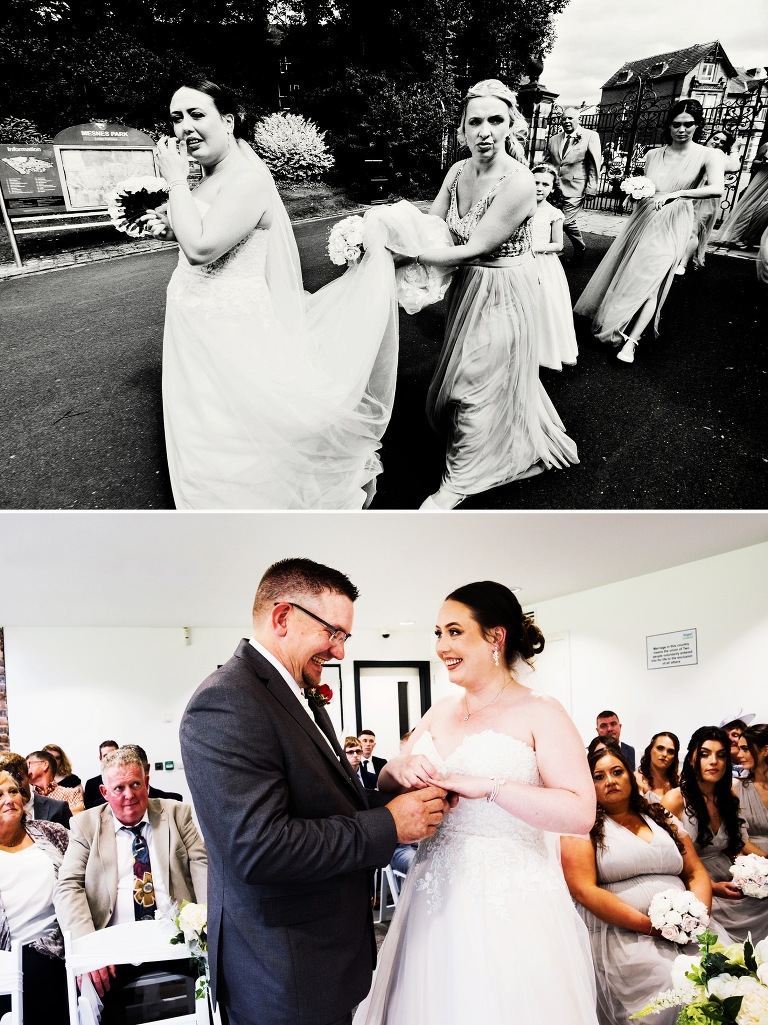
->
<box><xmin>412</xmin><ymin>730</ymin><xmax>565</xmax><ymax>917</ymax></box>
<box><xmin>446</xmin><ymin>160</ymin><xmax>533</xmax><ymax>259</ymax></box>
<box><xmin>167</xmin><ymin>199</ymin><xmax>272</xmax><ymax>319</ymax></box>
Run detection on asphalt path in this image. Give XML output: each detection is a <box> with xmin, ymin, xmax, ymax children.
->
<box><xmin>1</xmin><ymin>215</ymin><xmax>766</xmax><ymax>509</ymax></box>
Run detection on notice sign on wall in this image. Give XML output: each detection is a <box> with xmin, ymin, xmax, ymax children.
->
<box><xmin>646</xmin><ymin>628</ymin><xmax>698</xmax><ymax>670</ymax></box>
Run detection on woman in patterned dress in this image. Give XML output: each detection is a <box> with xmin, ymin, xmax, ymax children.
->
<box><xmin>412</xmin><ymin>81</ymin><xmax>578</xmax><ymax>509</ymax></box>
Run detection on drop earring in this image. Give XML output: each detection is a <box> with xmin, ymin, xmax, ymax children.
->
<box><xmin>492</xmin><ymin>644</ymin><xmax>500</xmax><ymax>667</ymax></box>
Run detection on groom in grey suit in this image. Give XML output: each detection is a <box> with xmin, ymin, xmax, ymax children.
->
<box><xmin>180</xmin><ymin>557</ymin><xmax>449</xmax><ymax>1025</ymax></box>
<box><xmin>545</xmin><ymin>106</ymin><xmax>602</xmax><ymax>263</ymax></box>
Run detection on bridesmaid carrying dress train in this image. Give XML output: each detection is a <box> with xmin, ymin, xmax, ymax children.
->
<box><xmin>574</xmin><ymin>99</ymin><xmax>724</xmax><ymax>364</ymax></box>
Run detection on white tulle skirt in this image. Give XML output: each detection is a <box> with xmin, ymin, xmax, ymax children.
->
<box><xmin>426</xmin><ymin>254</ymin><xmax>578</xmax><ymax>496</ymax></box>
<box><xmin>534</xmin><ymin>252</ymin><xmax>579</xmax><ymax>370</ymax></box>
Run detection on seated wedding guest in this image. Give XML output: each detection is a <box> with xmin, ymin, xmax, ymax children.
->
<box><xmin>83</xmin><ymin>739</ymin><xmax>119</xmax><ymax>809</ymax></box>
<box><xmin>0</xmin><ymin>752</ymin><xmax>71</xmax><ymax>827</ymax></box>
<box><xmin>733</xmin><ymin>723</ymin><xmax>768</xmax><ymax>853</ymax></box>
<box><xmin>44</xmin><ymin>744</ymin><xmax>81</xmax><ymax>787</ymax></box>
<box><xmin>721</xmin><ymin>716</ymin><xmax>752</xmax><ymax>778</ymax></box>
<box><xmin>663</xmin><ymin>726</ymin><xmax>768</xmax><ymax>943</ymax></box>
<box><xmin>121</xmin><ymin>743</ymin><xmax>183</xmax><ymax>801</ymax></box>
<box><xmin>595</xmin><ymin>710</ymin><xmax>635</xmax><ymax>769</ymax></box>
<box><xmin>0</xmin><ymin>769</ymin><xmax>71</xmax><ymax>1022</ymax></box>
<box><xmin>26</xmin><ymin>751</ymin><xmax>84</xmax><ymax>815</ymax></box>
<box><xmin>55</xmin><ymin>747</ymin><xmax>207</xmax><ymax>1022</ymax></box>
<box><xmin>345</xmin><ymin>738</ymin><xmax>377</xmax><ymax>789</ymax></box>
<box><xmin>635</xmin><ymin>732</ymin><xmax>680</xmax><ymax>803</ymax></box>
<box><xmin>359</xmin><ymin>729</ymin><xmax>387</xmax><ymax>784</ymax></box>
<box><xmin>561</xmin><ymin>746</ymin><xmax>715</xmax><ymax>1025</ymax></box>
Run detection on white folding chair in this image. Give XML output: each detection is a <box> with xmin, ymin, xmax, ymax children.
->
<box><xmin>0</xmin><ymin>940</ymin><xmax>23</xmax><ymax>1025</ymax></box>
<box><xmin>375</xmin><ymin>865</ymin><xmax>407</xmax><ymax>924</ymax></box>
<box><xmin>64</xmin><ymin>920</ymin><xmax>212</xmax><ymax>1025</ymax></box>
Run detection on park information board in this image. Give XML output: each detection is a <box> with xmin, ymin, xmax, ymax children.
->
<box><xmin>52</xmin><ymin>122</ymin><xmax>158</xmax><ymax>211</ymax></box>
<box><xmin>646</xmin><ymin>628</ymin><xmax>698</xmax><ymax>670</ymax></box>
<box><xmin>0</xmin><ymin>144</ymin><xmax>64</xmax><ymax>208</ymax></box>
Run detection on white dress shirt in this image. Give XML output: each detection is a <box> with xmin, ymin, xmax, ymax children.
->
<box><xmin>249</xmin><ymin>637</ymin><xmax>335</xmax><ymax>749</ymax></box>
<box><xmin>110</xmin><ymin>810</ymin><xmax>171</xmax><ymax>926</ymax></box>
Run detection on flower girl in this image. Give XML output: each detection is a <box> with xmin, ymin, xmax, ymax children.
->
<box><xmin>531</xmin><ymin>163</ymin><xmax>579</xmax><ymax>370</ymax></box>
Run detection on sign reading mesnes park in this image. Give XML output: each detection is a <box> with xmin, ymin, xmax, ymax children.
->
<box><xmin>646</xmin><ymin>628</ymin><xmax>698</xmax><ymax>670</ymax></box>
<box><xmin>0</xmin><ymin>122</ymin><xmax>157</xmax><ymax>211</ymax></box>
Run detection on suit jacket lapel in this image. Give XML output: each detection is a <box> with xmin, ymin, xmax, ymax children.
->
<box><xmin>98</xmin><ymin>806</ymin><xmax>119</xmax><ymax>912</ymax></box>
<box><xmin>148</xmin><ymin>800</ymin><xmax>171</xmax><ymax>889</ymax></box>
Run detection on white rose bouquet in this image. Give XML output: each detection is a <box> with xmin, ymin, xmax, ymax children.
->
<box><xmin>170</xmin><ymin>900</ymin><xmax>209</xmax><ymax>1000</ymax></box>
<box><xmin>648</xmin><ymin>888</ymin><xmax>710</xmax><ymax>944</ymax></box>
<box><xmin>632</xmin><ymin>931</ymin><xmax>768</xmax><ymax>1025</ymax></box>
<box><xmin>620</xmin><ymin>175</ymin><xmax>656</xmax><ymax>201</ymax></box>
<box><xmin>327</xmin><ymin>214</ymin><xmax>365</xmax><ymax>266</ymax></box>
<box><xmin>730</xmin><ymin>853</ymin><xmax>768</xmax><ymax>898</ymax></box>
<box><xmin>107</xmin><ymin>176</ymin><xmax>169</xmax><ymax>238</ymax></box>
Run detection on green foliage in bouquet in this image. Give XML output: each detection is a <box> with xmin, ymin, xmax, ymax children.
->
<box><xmin>253</xmin><ymin>113</ymin><xmax>334</xmax><ymax>185</ymax></box>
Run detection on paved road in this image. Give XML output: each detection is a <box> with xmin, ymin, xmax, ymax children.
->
<box><xmin>1</xmin><ymin>215</ymin><xmax>766</xmax><ymax>509</ymax></box>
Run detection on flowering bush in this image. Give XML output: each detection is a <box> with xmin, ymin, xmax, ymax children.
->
<box><xmin>730</xmin><ymin>853</ymin><xmax>768</xmax><ymax>898</ymax></box>
<box><xmin>632</xmin><ymin>930</ymin><xmax>768</xmax><ymax>1025</ymax></box>
<box><xmin>253</xmin><ymin>113</ymin><xmax>334</xmax><ymax>185</ymax></box>
<box><xmin>648</xmin><ymin>888</ymin><xmax>710</xmax><ymax>944</ymax></box>
<box><xmin>0</xmin><ymin>117</ymin><xmax>45</xmax><ymax>144</ymax></box>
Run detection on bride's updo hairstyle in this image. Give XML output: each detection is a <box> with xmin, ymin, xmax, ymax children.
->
<box><xmin>445</xmin><ymin>580</ymin><xmax>544</xmax><ymax>668</ymax></box>
<box><xmin>175</xmin><ymin>78</ymin><xmax>252</xmax><ymax>140</ymax></box>
<box><xmin>662</xmin><ymin>98</ymin><xmax>704</xmax><ymax>144</ymax></box>
<box><xmin>457</xmin><ymin>80</ymin><xmax>529</xmax><ymax>163</ymax></box>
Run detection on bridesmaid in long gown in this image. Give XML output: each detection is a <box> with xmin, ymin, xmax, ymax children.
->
<box><xmin>561</xmin><ymin>747</ymin><xmax>716</xmax><ymax>1025</ymax></box>
<box><xmin>354</xmin><ymin>581</ymin><xmax>598</xmax><ymax>1025</ymax></box>
<box><xmin>574</xmin><ymin>99</ymin><xmax>724</xmax><ymax>364</ymax></box>
<box><xmin>717</xmin><ymin>141</ymin><xmax>768</xmax><ymax>247</ymax></box>
<box><xmin>413</xmin><ymin>80</ymin><xmax>578</xmax><ymax>510</ymax></box>
<box><xmin>733</xmin><ymin>723</ymin><xmax>768</xmax><ymax>852</ymax></box>
<box><xmin>663</xmin><ymin>726</ymin><xmax>768</xmax><ymax>944</ymax></box>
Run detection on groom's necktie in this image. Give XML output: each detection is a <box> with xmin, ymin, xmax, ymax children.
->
<box><xmin>305</xmin><ymin>694</ymin><xmax>365</xmax><ymax>791</ymax></box>
<box><xmin>128</xmin><ymin>823</ymin><xmax>156</xmax><ymax>921</ymax></box>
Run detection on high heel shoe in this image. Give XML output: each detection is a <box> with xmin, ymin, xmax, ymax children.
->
<box><xmin>616</xmin><ymin>331</ymin><xmax>638</xmax><ymax>363</ymax></box>
<box><xmin>419</xmin><ymin>486</ymin><xmax>465</xmax><ymax>510</ymax></box>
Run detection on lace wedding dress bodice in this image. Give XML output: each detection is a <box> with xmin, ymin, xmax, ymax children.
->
<box><xmin>412</xmin><ymin>730</ymin><xmax>564</xmax><ymax>918</ymax></box>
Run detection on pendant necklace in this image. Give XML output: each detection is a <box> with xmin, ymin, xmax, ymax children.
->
<box><xmin>463</xmin><ymin>682</ymin><xmax>509</xmax><ymax>723</ymax></box>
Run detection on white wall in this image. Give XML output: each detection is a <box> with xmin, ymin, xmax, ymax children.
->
<box><xmin>4</xmin><ymin>541</ymin><xmax>766</xmax><ymax>794</ymax></box>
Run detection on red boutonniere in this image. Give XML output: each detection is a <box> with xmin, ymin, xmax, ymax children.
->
<box><xmin>305</xmin><ymin>684</ymin><xmax>333</xmax><ymax>706</ymax></box>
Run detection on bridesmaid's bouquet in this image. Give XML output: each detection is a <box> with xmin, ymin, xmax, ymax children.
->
<box><xmin>730</xmin><ymin>853</ymin><xmax>768</xmax><ymax>898</ymax></box>
<box><xmin>632</xmin><ymin>930</ymin><xmax>768</xmax><ymax>1024</ymax></box>
<box><xmin>620</xmin><ymin>175</ymin><xmax>656</xmax><ymax>200</ymax></box>
<box><xmin>327</xmin><ymin>215</ymin><xmax>365</xmax><ymax>265</ymax></box>
<box><xmin>648</xmin><ymin>888</ymin><xmax>710</xmax><ymax>944</ymax></box>
<box><xmin>107</xmin><ymin>176</ymin><xmax>169</xmax><ymax>238</ymax></box>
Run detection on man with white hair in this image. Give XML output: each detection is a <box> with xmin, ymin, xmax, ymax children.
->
<box><xmin>545</xmin><ymin>106</ymin><xmax>602</xmax><ymax>263</ymax></box>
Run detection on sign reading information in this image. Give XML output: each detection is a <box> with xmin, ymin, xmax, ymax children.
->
<box><xmin>0</xmin><ymin>144</ymin><xmax>64</xmax><ymax>207</ymax></box>
<box><xmin>646</xmin><ymin>628</ymin><xmax>698</xmax><ymax>670</ymax></box>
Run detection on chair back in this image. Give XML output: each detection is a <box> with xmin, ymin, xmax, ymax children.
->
<box><xmin>0</xmin><ymin>941</ymin><xmax>23</xmax><ymax>1025</ymax></box>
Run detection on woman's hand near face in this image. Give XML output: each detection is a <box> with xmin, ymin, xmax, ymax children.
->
<box><xmin>156</xmin><ymin>136</ymin><xmax>190</xmax><ymax>183</ymax></box>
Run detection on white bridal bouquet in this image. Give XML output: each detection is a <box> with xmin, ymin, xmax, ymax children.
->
<box><xmin>620</xmin><ymin>175</ymin><xmax>656</xmax><ymax>201</ymax></box>
<box><xmin>730</xmin><ymin>853</ymin><xmax>768</xmax><ymax>898</ymax></box>
<box><xmin>632</xmin><ymin>930</ymin><xmax>768</xmax><ymax>1025</ymax></box>
<box><xmin>107</xmin><ymin>176</ymin><xmax>169</xmax><ymax>238</ymax></box>
<box><xmin>327</xmin><ymin>214</ymin><xmax>365</xmax><ymax>265</ymax></box>
<box><xmin>648</xmin><ymin>888</ymin><xmax>710</xmax><ymax>944</ymax></box>
<box><xmin>170</xmin><ymin>900</ymin><xmax>209</xmax><ymax>999</ymax></box>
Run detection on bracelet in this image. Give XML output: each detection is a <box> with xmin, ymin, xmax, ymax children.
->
<box><xmin>486</xmin><ymin>777</ymin><xmax>506</xmax><ymax>803</ymax></box>
<box><xmin>167</xmin><ymin>178</ymin><xmax>187</xmax><ymax>191</ymax></box>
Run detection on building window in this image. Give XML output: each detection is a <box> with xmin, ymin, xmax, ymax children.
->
<box><xmin>698</xmin><ymin>62</ymin><xmax>716</xmax><ymax>82</ymax></box>
<box><xmin>615</xmin><ymin>70</ymin><xmax>633</xmax><ymax>85</ymax></box>
<box><xmin>649</xmin><ymin>61</ymin><xmax>669</xmax><ymax>77</ymax></box>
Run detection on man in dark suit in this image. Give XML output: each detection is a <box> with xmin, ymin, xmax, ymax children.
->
<box><xmin>344</xmin><ymin>737</ymin><xmax>377</xmax><ymax>789</ymax></box>
<box><xmin>545</xmin><ymin>106</ymin><xmax>602</xmax><ymax>263</ymax></box>
<box><xmin>359</xmin><ymin>729</ymin><xmax>387</xmax><ymax>784</ymax></box>
<box><xmin>0</xmin><ymin>752</ymin><xmax>72</xmax><ymax>827</ymax></box>
<box><xmin>596</xmin><ymin>709</ymin><xmax>636</xmax><ymax>769</ymax></box>
<box><xmin>180</xmin><ymin>557</ymin><xmax>449</xmax><ymax>1025</ymax></box>
<box><xmin>82</xmin><ymin>739</ymin><xmax>119</xmax><ymax>808</ymax></box>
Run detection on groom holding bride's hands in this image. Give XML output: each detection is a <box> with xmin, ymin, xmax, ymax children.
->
<box><xmin>180</xmin><ymin>557</ymin><xmax>449</xmax><ymax>1025</ymax></box>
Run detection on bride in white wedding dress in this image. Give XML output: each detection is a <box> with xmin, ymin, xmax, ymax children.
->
<box><xmin>355</xmin><ymin>581</ymin><xmax>599</xmax><ymax>1025</ymax></box>
<box><xmin>149</xmin><ymin>79</ymin><xmax>451</xmax><ymax>509</ymax></box>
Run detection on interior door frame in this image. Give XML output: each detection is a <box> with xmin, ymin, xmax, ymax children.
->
<box><xmin>353</xmin><ymin>660</ymin><xmax>432</xmax><ymax>736</ymax></box>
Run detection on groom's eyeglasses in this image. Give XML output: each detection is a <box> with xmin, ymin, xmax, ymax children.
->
<box><xmin>277</xmin><ymin>602</ymin><xmax>352</xmax><ymax>645</ymax></box>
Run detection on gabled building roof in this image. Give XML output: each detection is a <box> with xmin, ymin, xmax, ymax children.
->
<box><xmin>602</xmin><ymin>41</ymin><xmax>738</xmax><ymax>90</ymax></box>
